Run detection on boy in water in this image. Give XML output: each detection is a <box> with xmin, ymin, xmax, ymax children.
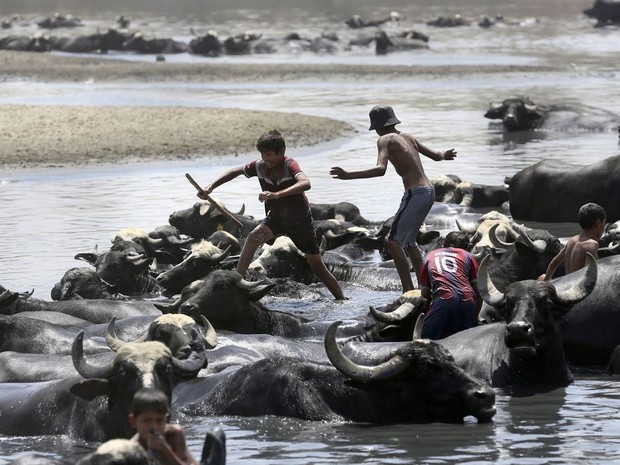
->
<box><xmin>128</xmin><ymin>388</ymin><xmax>198</xmax><ymax>465</ymax></box>
<box><xmin>539</xmin><ymin>202</ymin><xmax>606</xmax><ymax>280</ymax></box>
<box><xmin>330</xmin><ymin>104</ymin><xmax>456</xmax><ymax>292</ymax></box>
<box><xmin>198</xmin><ymin>129</ymin><xmax>347</xmax><ymax>300</ymax></box>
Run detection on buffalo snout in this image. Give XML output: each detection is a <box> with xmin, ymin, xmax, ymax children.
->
<box><xmin>505</xmin><ymin>320</ymin><xmax>534</xmax><ymax>348</ymax></box>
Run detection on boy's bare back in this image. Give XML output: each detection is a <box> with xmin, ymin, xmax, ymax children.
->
<box><xmin>563</xmin><ymin>234</ymin><xmax>600</xmax><ymax>274</ymax></box>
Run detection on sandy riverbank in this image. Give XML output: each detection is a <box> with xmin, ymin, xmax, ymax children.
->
<box><xmin>0</xmin><ymin>50</ymin><xmax>557</xmax><ymax>171</ymax></box>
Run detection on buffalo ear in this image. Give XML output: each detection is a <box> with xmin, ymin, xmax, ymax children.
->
<box><xmin>74</xmin><ymin>252</ymin><xmax>99</xmax><ymax>265</ymax></box>
<box><xmin>484</xmin><ymin>107</ymin><xmax>502</xmax><ymax>119</ymax></box>
<box><xmin>70</xmin><ymin>379</ymin><xmax>110</xmax><ymax>401</ymax></box>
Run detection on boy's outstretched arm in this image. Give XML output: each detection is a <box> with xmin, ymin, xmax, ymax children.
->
<box><xmin>198</xmin><ymin>165</ymin><xmax>244</xmax><ymax>199</ymax></box>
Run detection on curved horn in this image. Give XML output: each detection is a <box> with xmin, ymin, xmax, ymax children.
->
<box><xmin>171</xmin><ymin>328</ymin><xmax>207</xmax><ymax>375</ymax></box>
<box><xmin>211</xmin><ymin>245</ymin><xmax>232</xmax><ymax>262</ymax></box>
<box><xmin>515</xmin><ymin>224</ymin><xmax>547</xmax><ymax>253</ymax></box>
<box><xmin>199</xmin><ymin>315</ymin><xmax>218</xmax><ymax>349</ymax></box>
<box><xmin>20</xmin><ymin>289</ymin><xmax>35</xmax><ymax>300</ymax></box>
<box><xmin>72</xmin><ymin>331</ymin><xmax>116</xmax><ymax>379</ymax></box>
<box><xmin>488</xmin><ymin>223</ymin><xmax>513</xmax><ymax>248</ymax></box>
<box><xmin>325</xmin><ymin>321</ymin><xmax>409</xmax><ymax>382</ymax></box>
<box><xmin>412</xmin><ymin>313</ymin><xmax>425</xmax><ymax>340</ymax></box>
<box><xmin>477</xmin><ymin>255</ymin><xmax>505</xmax><ymax>307</ymax></box>
<box><xmin>105</xmin><ymin>317</ymin><xmax>127</xmax><ymax>350</ymax></box>
<box><xmin>369</xmin><ymin>302</ymin><xmax>415</xmax><ymax>323</ymax></box>
<box><xmin>236</xmin><ymin>204</ymin><xmax>246</xmax><ymax>216</ymax></box>
<box><xmin>552</xmin><ymin>253</ymin><xmax>597</xmax><ymax>305</ymax></box>
<box><xmin>237</xmin><ymin>277</ymin><xmax>262</xmax><ymax>290</ymax></box>
<box><xmin>455</xmin><ymin>218</ymin><xmax>475</xmax><ymax>234</ymax></box>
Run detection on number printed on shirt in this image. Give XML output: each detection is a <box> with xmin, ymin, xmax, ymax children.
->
<box><xmin>434</xmin><ymin>256</ymin><xmax>458</xmax><ymax>274</ymax></box>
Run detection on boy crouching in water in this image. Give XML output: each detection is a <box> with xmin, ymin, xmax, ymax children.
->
<box><xmin>129</xmin><ymin>388</ymin><xmax>198</xmax><ymax>465</ymax></box>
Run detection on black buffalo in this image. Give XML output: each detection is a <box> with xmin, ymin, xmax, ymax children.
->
<box><xmin>454</xmin><ymin>253</ymin><xmax>597</xmax><ymax>391</ymax></box>
<box><xmin>484</xmin><ymin>96</ymin><xmax>620</xmax><ymax>132</ymax></box>
<box><xmin>0</xmin><ymin>284</ymin><xmax>161</xmax><ymax>323</ymax></box>
<box><xmin>0</xmin><ymin>333</ymin><xmax>205</xmax><ymax>441</ymax></box>
<box><xmin>584</xmin><ymin>0</ymin><xmax>620</xmax><ymax>25</ymax></box>
<box><xmin>156</xmin><ymin>240</ymin><xmax>232</xmax><ymax>296</ymax></box>
<box><xmin>174</xmin><ymin>320</ymin><xmax>496</xmax><ymax>424</ymax></box>
<box><xmin>169</xmin><ymin>199</ymin><xmax>256</xmax><ymax>239</ymax></box>
<box><xmin>507</xmin><ymin>155</ymin><xmax>620</xmax><ymax>222</ymax></box>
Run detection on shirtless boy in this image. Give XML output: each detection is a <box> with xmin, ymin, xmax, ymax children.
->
<box><xmin>128</xmin><ymin>388</ymin><xmax>198</xmax><ymax>465</ymax></box>
<box><xmin>540</xmin><ymin>202</ymin><xmax>606</xmax><ymax>280</ymax></box>
<box><xmin>330</xmin><ymin>105</ymin><xmax>456</xmax><ymax>292</ymax></box>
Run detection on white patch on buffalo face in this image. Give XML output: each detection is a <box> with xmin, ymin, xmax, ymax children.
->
<box><xmin>115</xmin><ymin>341</ymin><xmax>171</xmax><ymax>388</ymax></box>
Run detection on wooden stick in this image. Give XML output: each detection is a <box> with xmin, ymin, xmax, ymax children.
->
<box><xmin>185</xmin><ymin>173</ymin><xmax>244</xmax><ymax>228</ymax></box>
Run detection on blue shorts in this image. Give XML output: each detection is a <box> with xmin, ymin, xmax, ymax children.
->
<box><xmin>388</xmin><ymin>186</ymin><xmax>435</xmax><ymax>248</ymax></box>
<box><xmin>421</xmin><ymin>298</ymin><xmax>477</xmax><ymax>340</ymax></box>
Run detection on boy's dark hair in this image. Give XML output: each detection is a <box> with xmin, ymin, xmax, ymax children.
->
<box><xmin>443</xmin><ymin>231</ymin><xmax>470</xmax><ymax>250</ymax></box>
<box><xmin>256</xmin><ymin>129</ymin><xmax>285</xmax><ymax>153</ymax></box>
<box><xmin>578</xmin><ymin>202</ymin><xmax>606</xmax><ymax>229</ymax></box>
<box><xmin>131</xmin><ymin>388</ymin><xmax>170</xmax><ymax>417</ymax></box>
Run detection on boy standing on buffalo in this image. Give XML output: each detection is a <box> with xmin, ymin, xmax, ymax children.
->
<box><xmin>330</xmin><ymin>105</ymin><xmax>456</xmax><ymax>292</ymax></box>
<box><xmin>198</xmin><ymin>129</ymin><xmax>347</xmax><ymax>300</ymax></box>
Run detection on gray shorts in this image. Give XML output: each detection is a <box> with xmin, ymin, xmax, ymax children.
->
<box><xmin>388</xmin><ymin>185</ymin><xmax>435</xmax><ymax>248</ymax></box>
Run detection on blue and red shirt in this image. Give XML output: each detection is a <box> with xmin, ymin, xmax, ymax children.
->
<box><xmin>418</xmin><ymin>248</ymin><xmax>479</xmax><ymax>302</ymax></box>
<box><xmin>243</xmin><ymin>156</ymin><xmax>311</xmax><ymax>220</ymax></box>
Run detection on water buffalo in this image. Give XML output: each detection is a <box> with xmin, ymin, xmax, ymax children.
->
<box><xmin>121</xmin><ymin>32</ymin><xmax>188</xmax><ymax>54</ymax></box>
<box><xmin>0</xmin><ymin>284</ymin><xmax>162</xmax><ymax>323</ymax></box>
<box><xmin>345</xmin><ymin>11</ymin><xmax>401</xmax><ymax>28</ymax></box>
<box><xmin>0</xmin><ymin>333</ymin><xmax>205</xmax><ymax>441</ymax></box>
<box><xmin>484</xmin><ymin>96</ymin><xmax>620</xmax><ymax>132</ymax></box>
<box><xmin>156</xmin><ymin>240</ymin><xmax>232</xmax><ymax>296</ymax></box>
<box><xmin>0</xmin><ymin>32</ymin><xmax>53</xmax><ymax>51</ymax></box>
<box><xmin>507</xmin><ymin>155</ymin><xmax>620</xmax><ymax>222</ymax></box>
<box><xmin>169</xmin><ymin>199</ymin><xmax>256</xmax><ymax>239</ymax></box>
<box><xmin>584</xmin><ymin>0</ymin><xmax>620</xmax><ymax>25</ymax></box>
<box><xmin>75</xmin><ymin>249</ymin><xmax>160</xmax><ymax>296</ymax></box>
<box><xmin>308</xmin><ymin>201</ymin><xmax>372</xmax><ymax>226</ymax></box>
<box><xmin>0</xmin><ymin>314</ymin><xmax>215</xmax><ymax>382</ymax></box>
<box><xmin>51</xmin><ymin>266</ymin><xmax>121</xmax><ymax>300</ymax></box>
<box><xmin>37</xmin><ymin>13</ymin><xmax>83</xmax><ymax>29</ymax></box>
<box><xmin>456</xmin><ymin>254</ymin><xmax>597</xmax><ymax>391</ymax></box>
<box><xmin>432</xmin><ymin>175</ymin><xmax>509</xmax><ymax>208</ymax></box>
<box><xmin>0</xmin><ymin>314</ymin><xmax>108</xmax><ymax>355</ymax></box>
<box><xmin>174</xmin><ymin>320</ymin><xmax>495</xmax><ymax>424</ymax></box>
<box><xmin>374</xmin><ymin>29</ymin><xmax>429</xmax><ymax>55</ymax></box>
<box><xmin>189</xmin><ymin>30</ymin><xmax>223</xmax><ymax>56</ymax></box>
<box><xmin>452</xmin><ymin>257</ymin><xmax>594</xmax><ymax>389</ymax></box>
<box><xmin>555</xmin><ymin>254</ymin><xmax>620</xmax><ymax>367</ymax></box>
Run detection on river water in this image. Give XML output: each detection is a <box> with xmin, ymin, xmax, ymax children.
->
<box><xmin>1</xmin><ymin>0</ymin><xmax>620</xmax><ymax>463</ymax></box>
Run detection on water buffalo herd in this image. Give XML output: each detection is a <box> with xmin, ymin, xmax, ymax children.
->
<box><xmin>2</xmin><ymin>150</ymin><xmax>620</xmax><ymax>462</ymax></box>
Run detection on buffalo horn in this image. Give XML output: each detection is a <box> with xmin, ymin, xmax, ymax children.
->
<box><xmin>477</xmin><ymin>255</ymin><xmax>506</xmax><ymax>307</ymax></box>
<box><xmin>105</xmin><ymin>317</ymin><xmax>127</xmax><ymax>350</ymax></box>
<box><xmin>212</xmin><ymin>245</ymin><xmax>232</xmax><ymax>262</ymax></box>
<box><xmin>455</xmin><ymin>218</ymin><xmax>476</xmax><ymax>234</ymax></box>
<box><xmin>552</xmin><ymin>253</ymin><xmax>597</xmax><ymax>305</ymax></box>
<box><xmin>72</xmin><ymin>331</ymin><xmax>116</xmax><ymax>379</ymax></box>
<box><xmin>488</xmin><ymin>223</ymin><xmax>513</xmax><ymax>248</ymax></box>
<box><xmin>171</xmin><ymin>328</ymin><xmax>207</xmax><ymax>375</ymax></box>
<box><xmin>412</xmin><ymin>313</ymin><xmax>425</xmax><ymax>340</ymax></box>
<box><xmin>515</xmin><ymin>224</ymin><xmax>546</xmax><ymax>253</ymax></box>
<box><xmin>369</xmin><ymin>302</ymin><xmax>415</xmax><ymax>323</ymax></box>
<box><xmin>199</xmin><ymin>315</ymin><xmax>218</xmax><ymax>349</ymax></box>
<box><xmin>325</xmin><ymin>321</ymin><xmax>409</xmax><ymax>382</ymax></box>
<box><xmin>237</xmin><ymin>277</ymin><xmax>262</xmax><ymax>290</ymax></box>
